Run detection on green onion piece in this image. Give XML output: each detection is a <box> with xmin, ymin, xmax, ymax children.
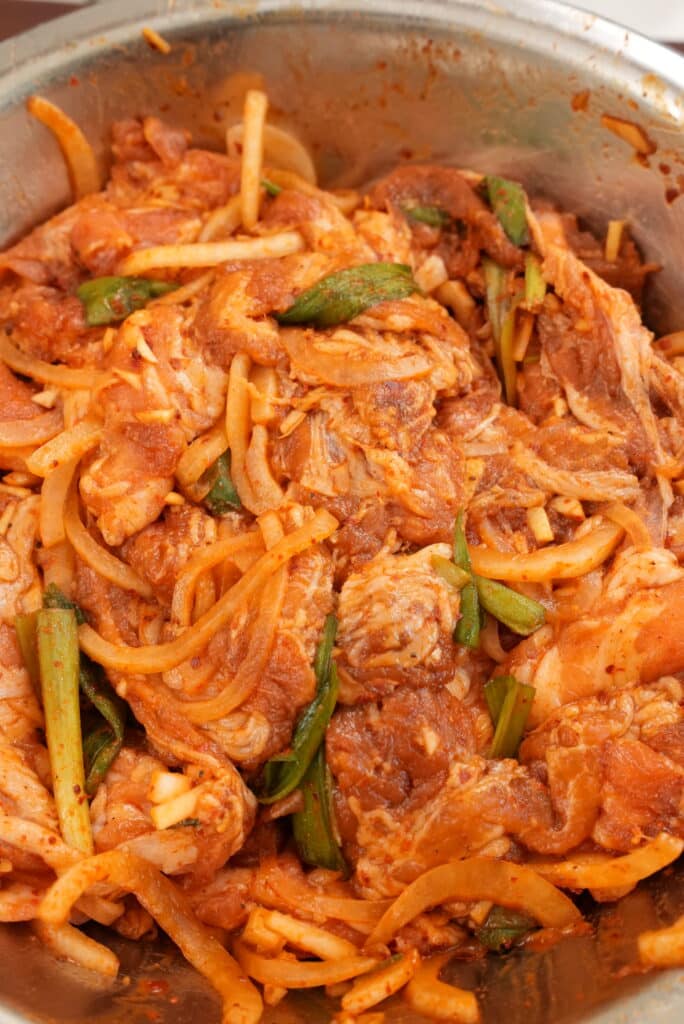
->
<box><xmin>401</xmin><ymin>203</ymin><xmax>451</xmax><ymax>229</ymax></box>
<box><xmin>484</xmin><ymin>674</ymin><xmax>515</xmax><ymax>726</ymax></box>
<box><xmin>489</xmin><ymin>677</ymin><xmax>535</xmax><ymax>759</ymax></box>
<box><xmin>275</xmin><ymin>263</ymin><xmax>418</xmax><ymax>329</ymax></box>
<box><xmin>202</xmin><ymin>451</ymin><xmax>241</xmax><ymax>516</ymax></box>
<box><xmin>313</xmin><ymin>612</ymin><xmax>337</xmax><ymax>686</ymax></box>
<box><xmin>14</xmin><ymin>612</ymin><xmax>39</xmax><ymax>688</ymax></box>
<box><xmin>478</xmin><ymin>905</ymin><xmax>536</xmax><ymax>952</ymax></box>
<box><xmin>475</xmin><ymin>577</ymin><xmax>546</xmax><ymax>636</ymax></box>
<box><xmin>292</xmin><ymin>745</ymin><xmax>347</xmax><ymax>874</ymax></box>
<box><xmin>484</xmin><ymin>175</ymin><xmax>529</xmax><ymax>246</ymax></box>
<box><xmin>452</xmin><ymin>510</ymin><xmax>472</xmax><ymax>572</ymax></box>
<box><xmin>259</xmin><ymin>615</ymin><xmax>339</xmax><ymax>804</ymax></box>
<box><xmin>498</xmin><ymin>304</ymin><xmax>518</xmax><ymax>406</ymax></box>
<box><xmin>36</xmin><ymin>609</ymin><xmax>93</xmax><ymax>855</ymax></box>
<box><xmin>261</xmin><ymin>177</ymin><xmax>282</xmax><ymax>197</ymax></box>
<box><xmin>42</xmin><ymin>583</ymin><xmax>86</xmax><ymax>624</ymax></box>
<box><xmin>483</xmin><ymin>257</ymin><xmax>508</xmax><ymax>346</ymax></box>
<box><xmin>431</xmin><ymin>554</ymin><xmax>471</xmax><ymax>591</ymax></box>
<box><xmin>455</xmin><ymin>581</ymin><xmax>481</xmax><ymax>649</ymax></box>
<box><xmin>452</xmin><ymin>512</ymin><xmax>480</xmax><ymax>649</ymax></box>
<box><xmin>79</xmin><ymin>661</ymin><xmax>126</xmax><ymax>796</ymax></box>
<box><xmin>77</xmin><ymin>276</ymin><xmax>177</xmax><ymax>327</ymax></box>
<box><xmin>483</xmin><ymin>258</ymin><xmax>517</xmax><ymax>406</ymax></box>
<box><xmin>172</xmin><ymin>818</ymin><xmax>201</xmax><ymax>829</ymax></box>
<box><xmin>524</xmin><ymin>252</ymin><xmax>546</xmax><ymax>305</ymax></box>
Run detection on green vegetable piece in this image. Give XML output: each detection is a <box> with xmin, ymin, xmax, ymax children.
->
<box><xmin>77</xmin><ymin>276</ymin><xmax>177</xmax><ymax>327</ymax></box>
<box><xmin>42</xmin><ymin>584</ymin><xmax>124</xmax><ymax>795</ymax></box>
<box><xmin>455</xmin><ymin>581</ymin><xmax>481</xmax><ymax>649</ymax></box>
<box><xmin>498</xmin><ymin>305</ymin><xmax>518</xmax><ymax>406</ymax></box>
<box><xmin>475</xmin><ymin>577</ymin><xmax>546</xmax><ymax>636</ymax></box>
<box><xmin>36</xmin><ymin>608</ymin><xmax>93</xmax><ymax>854</ymax></box>
<box><xmin>14</xmin><ymin>612</ymin><xmax>39</xmax><ymax>688</ymax></box>
<box><xmin>43</xmin><ymin>583</ymin><xmax>86</xmax><ymax>625</ymax></box>
<box><xmin>261</xmin><ymin>178</ymin><xmax>282</xmax><ymax>197</ymax></box>
<box><xmin>452</xmin><ymin>512</ymin><xmax>481</xmax><ymax>649</ymax></box>
<box><xmin>79</xmin><ymin>661</ymin><xmax>126</xmax><ymax>796</ymax></box>
<box><xmin>483</xmin><ymin>258</ymin><xmax>517</xmax><ymax>406</ymax></box>
<box><xmin>275</xmin><ymin>263</ymin><xmax>418</xmax><ymax>329</ymax></box>
<box><xmin>485</xmin><ymin>175</ymin><xmax>529</xmax><ymax>246</ymax></box>
<box><xmin>292</xmin><ymin>745</ymin><xmax>347</xmax><ymax>874</ymax></box>
<box><xmin>172</xmin><ymin>818</ymin><xmax>201</xmax><ymax>829</ymax></box>
<box><xmin>478</xmin><ymin>905</ymin><xmax>536</xmax><ymax>952</ymax></box>
<box><xmin>489</xmin><ymin>677</ymin><xmax>536</xmax><ymax>759</ymax></box>
<box><xmin>401</xmin><ymin>203</ymin><xmax>451</xmax><ymax>229</ymax></box>
<box><xmin>431</xmin><ymin>554</ymin><xmax>471</xmax><ymax>591</ymax></box>
<box><xmin>259</xmin><ymin>615</ymin><xmax>339</xmax><ymax>804</ymax></box>
<box><xmin>313</xmin><ymin>613</ymin><xmax>337</xmax><ymax>687</ymax></box>
<box><xmin>484</xmin><ymin>675</ymin><xmax>515</xmax><ymax>726</ymax></box>
<box><xmin>202</xmin><ymin>451</ymin><xmax>241</xmax><ymax>516</ymax></box>
<box><xmin>524</xmin><ymin>252</ymin><xmax>546</xmax><ymax>305</ymax></box>
<box><xmin>452</xmin><ymin>510</ymin><xmax>472</xmax><ymax>572</ymax></box>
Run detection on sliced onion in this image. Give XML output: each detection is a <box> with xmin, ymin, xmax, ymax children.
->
<box><xmin>365</xmin><ymin>858</ymin><xmax>581</xmax><ymax>948</ymax></box>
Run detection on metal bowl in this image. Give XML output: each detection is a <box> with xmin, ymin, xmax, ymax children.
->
<box><xmin>0</xmin><ymin>1</ymin><xmax>683</xmax><ymax>1021</ymax></box>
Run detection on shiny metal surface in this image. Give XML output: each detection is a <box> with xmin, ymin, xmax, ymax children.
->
<box><xmin>0</xmin><ymin>1</ymin><xmax>683</xmax><ymax>1021</ymax></box>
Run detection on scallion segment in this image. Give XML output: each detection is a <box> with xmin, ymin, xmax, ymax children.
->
<box><xmin>483</xmin><ymin>257</ymin><xmax>517</xmax><ymax>405</ymax></box>
<box><xmin>524</xmin><ymin>252</ymin><xmax>546</xmax><ymax>305</ymax></box>
<box><xmin>275</xmin><ymin>263</ymin><xmax>418</xmax><ymax>328</ymax></box>
<box><xmin>486</xmin><ymin>675</ymin><xmax>536</xmax><ymax>759</ymax></box>
<box><xmin>484</xmin><ymin>175</ymin><xmax>529</xmax><ymax>246</ymax></box>
<box><xmin>450</xmin><ymin>512</ymin><xmax>546</xmax><ymax>647</ymax></box>
<box><xmin>452</xmin><ymin>511</ymin><xmax>481</xmax><ymax>649</ymax></box>
<box><xmin>261</xmin><ymin>177</ymin><xmax>282</xmax><ymax>197</ymax></box>
<box><xmin>475</xmin><ymin>577</ymin><xmax>546</xmax><ymax>636</ymax></box>
<box><xmin>401</xmin><ymin>203</ymin><xmax>451</xmax><ymax>229</ymax></box>
<box><xmin>42</xmin><ymin>583</ymin><xmax>86</xmax><ymax>624</ymax></box>
<box><xmin>259</xmin><ymin>615</ymin><xmax>339</xmax><ymax>804</ymax></box>
<box><xmin>36</xmin><ymin>608</ymin><xmax>93</xmax><ymax>855</ymax></box>
<box><xmin>14</xmin><ymin>612</ymin><xmax>40</xmax><ymax>688</ymax></box>
<box><xmin>431</xmin><ymin>554</ymin><xmax>471</xmax><ymax>591</ymax></box>
<box><xmin>478</xmin><ymin>905</ymin><xmax>536</xmax><ymax>952</ymax></box>
<box><xmin>79</xmin><ymin>662</ymin><xmax>126</xmax><ymax>796</ymax></box>
<box><xmin>292</xmin><ymin>744</ymin><xmax>347</xmax><ymax>874</ymax></box>
<box><xmin>202</xmin><ymin>451</ymin><xmax>241</xmax><ymax>516</ymax></box>
<box><xmin>77</xmin><ymin>275</ymin><xmax>176</xmax><ymax>327</ymax></box>
<box><xmin>17</xmin><ymin>587</ymin><xmax>126</xmax><ymax>799</ymax></box>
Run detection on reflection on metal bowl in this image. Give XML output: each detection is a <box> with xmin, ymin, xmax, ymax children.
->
<box><xmin>0</xmin><ymin>2</ymin><xmax>683</xmax><ymax>1022</ymax></box>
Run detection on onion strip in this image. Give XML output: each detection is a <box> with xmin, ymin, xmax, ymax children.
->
<box><xmin>182</xmin><ymin>564</ymin><xmax>286</xmax><ymax>722</ymax></box>
<box><xmin>170</xmin><ymin>532</ymin><xmax>264</xmax><ymax>627</ymax></box>
<box><xmin>469</xmin><ymin>522</ymin><xmax>623</xmax><ymax>582</ymax></box>
<box><xmin>64</xmin><ymin>485</ymin><xmax>153</xmax><ymax>599</ymax></box>
<box><xmin>27</xmin><ymin>95</ymin><xmax>100</xmax><ymax>199</ymax></box>
<box><xmin>639</xmin><ymin>914</ymin><xmax>684</xmax><ymax>968</ymax></box>
<box><xmin>119</xmin><ymin>232</ymin><xmax>304</xmax><ymax>275</ymax></box>
<box><xmin>0</xmin><ymin>410</ymin><xmax>63</xmax><ymax>448</ymax></box>
<box><xmin>33</xmin><ymin>920</ymin><xmax>119</xmax><ymax>977</ymax></box>
<box><xmin>40</xmin><ymin>458</ymin><xmax>77</xmax><ymax>548</ymax></box>
<box><xmin>532</xmin><ymin>834</ymin><xmax>683</xmax><ymax>894</ymax></box>
<box><xmin>78</xmin><ymin>508</ymin><xmax>338</xmax><ymax>673</ymax></box>
<box><xmin>601</xmin><ymin>502</ymin><xmax>652</xmax><ymax>551</ymax></box>
<box><xmin>239</xmin><ymin>90</ymin><xmax>268</xmax><ymax>231</ymax></box>
<box><xmin>39</xmin><ymin>850</ymin><xmax>263</xmax><ymax>1024</ymax></box>
<box><xmin>0</xmin><ymin>336</ymin><xmax>108</xmax><ymax>390</ymax></box>
<box><xmin>404</xmin><ymin>953</ymin><xmax>480</xmax><ymax>1023</ymax></box>
<box><xmin>366</xmin><ymin>859</ymin><xmax>581</xmax><ymax>948</ymax></box>
<box><xmin>26</xmin><ymin>420</ymin><xmax>103</xmax><ymax>478</ymax></box>
<box><xmin>234</xmin><ymin>939</ymin><xmax>378</xmax><ymax>988</ymax></box>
